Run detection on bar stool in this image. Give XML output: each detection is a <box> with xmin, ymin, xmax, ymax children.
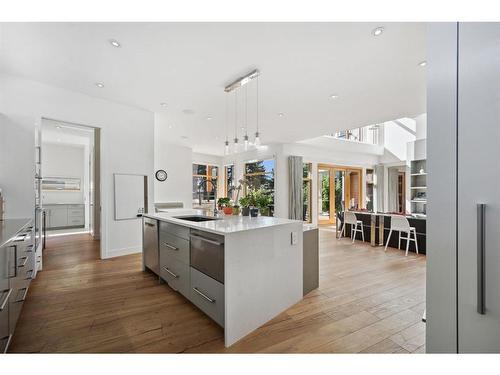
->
<box><xmin>384</xmin><ymin>215</ymin><xmax>419</xmax><ymax>256</ymax></box>
<box><xmin>339</xmin><ymin>211</ymin><xmax>365</xmax><ymax>243</ymax></box>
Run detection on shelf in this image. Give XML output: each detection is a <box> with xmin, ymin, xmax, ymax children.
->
<box><xmin>411</xmin><ymin>200</ymin><xmax>427</xmax><ymax>204</ymax></box>
<box><xmin>410</xmin><ymin>173</ymin><xmax>427</xmax><ymax>176</ymax></box>
<box><xmin>410</xmin><ymin>186</ymin><xmax>427</xmax><ymax>189</ymax></box>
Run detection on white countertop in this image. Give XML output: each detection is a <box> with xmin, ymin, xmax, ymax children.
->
<box><xmin>144</xmin><ymin>209</ymin><xmax>302</xmax><ymax>235</ymax></box>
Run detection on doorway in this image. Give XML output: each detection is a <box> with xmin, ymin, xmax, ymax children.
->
<box><xmin>317</xmin><ymin>164</ymin><xmax>362</xmax><ymax>225</ymax></box>
<box><xmin>40</xmin><ymin>119</ymin><xmax>101</xmax><ymax>248</ymax></box>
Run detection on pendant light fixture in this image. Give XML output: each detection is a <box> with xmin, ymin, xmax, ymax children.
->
<box><xmin>254</xmin><ymin>75</ymin><xmax>261</xmax><ymax>146</ymax></box>
<box><xmin>233</xmin><ymin>90</ymin><xmax>239</xmax><ymax>154</ymax></box>
<box><xmin>224</xmin><ymin>92</ymin><xmax>230</xmax><ymax>155</ymax></box>
<box><xmin>223</xmin><ymin>69</ymin><xmax>261</xmax><ymax>154</ymax></box>
<box><xmin>244</xmin><ymin>85</ymin><xmax>249</xmax><ymax>151</ymax></box>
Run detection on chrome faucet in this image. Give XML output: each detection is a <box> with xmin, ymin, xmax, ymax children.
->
<box><xmin>197</xmin><ymin>177</ymin><xmax>219</xmax><ymax>217</ymax></box>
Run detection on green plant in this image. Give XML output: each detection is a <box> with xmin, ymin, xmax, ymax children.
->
<box><xmin>217</xmin><ymin>197</ymin><xmax>231</xmax><ymax>207</ymax></box>
<box><xmin>239</xmin><ymin>196</ymin><xmax>250</xmax><ymax>208</ymax></box>
<box><xmin>254</xmin><ymin>188</ymin><xmax>272</xmax><ymax>209</ymax></box>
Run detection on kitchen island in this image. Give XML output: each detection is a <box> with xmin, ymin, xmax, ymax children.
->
<box><xmin>142</xmin><ymin>209</ymin><xmax>304</xmax><ymax>347</ymax></box>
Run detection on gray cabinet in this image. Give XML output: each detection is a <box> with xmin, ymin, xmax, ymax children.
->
<box><xmin>457</xmin><ymin>23</ymin><xmax>500</xmax><ymax>353</ymax></box>
<box><xmin>190</xmin><ymin>267</ymin><xmax>224</xmax><ymax>327</ymax></box>
<box><xmin>45</xmin><ymin>204</ymin><xmax>85</xmax><ymax>229</ymax></box>
<box><xmin>0</xmin><ymin>220</ymin><xmax>34</xmax><ymax>353</ymax></box>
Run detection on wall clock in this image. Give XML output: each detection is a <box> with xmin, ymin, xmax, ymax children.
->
<box><xmin>155</xmin><ymin>169</ymin><xmax>168</xmax><ymax>182</ymax></box>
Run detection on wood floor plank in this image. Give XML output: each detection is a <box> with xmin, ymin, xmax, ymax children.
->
<box><xmin>9</xmin><ymin>229</ymin><xmax>426</xmax><ymax>353</ymax></box>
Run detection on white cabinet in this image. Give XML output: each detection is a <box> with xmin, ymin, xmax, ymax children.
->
<box><xmin>45</xmin><ymin>204</ymin><xmax>84</xmax><ymax>229</ymax></box>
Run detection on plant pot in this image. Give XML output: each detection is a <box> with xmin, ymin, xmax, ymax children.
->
<box><xmin>250</xmin><ymin>207</ymin><xmax>259</xmax><ymax>217</ymax></box>
<box><xmin>223</xmin><ymin>206</ymin><xmax>233</xmax><ymax>215</ymax></box>
<box><xmin>232</xmin><ymin>206</ymin><xmax>240</xmax><ymax>215</ymax></box>
<box><xmin>259</xmin><ymin>207</ymin><xmax>270</xmax><ymax>217</ymax></box>
<box><xmin>241</xmin><ymin>207</ymin><xmax>250</xmax><ymax>216</ymax></box>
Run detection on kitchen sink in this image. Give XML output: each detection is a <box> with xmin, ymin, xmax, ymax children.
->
<box><xmin>173</xmin><ymin>215</ymin><xmax>218</xmax><ymax>222</ymax></box>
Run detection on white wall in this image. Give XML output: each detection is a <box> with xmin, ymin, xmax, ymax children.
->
<box><xmin>154</xmin><ymin>113</ymin><xmax>193</xmax><ymax>209</ymax></box>
<box><xmin>0</xmin><ymin>73</ymin><xmax>154</xmax><ymax>259</ymax></box>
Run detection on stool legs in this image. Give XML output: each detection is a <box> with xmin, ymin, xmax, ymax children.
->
<box><xmin>384</xmin><ymin>229</ymin><xmax>393</xmax><ymax>251</ymax></box>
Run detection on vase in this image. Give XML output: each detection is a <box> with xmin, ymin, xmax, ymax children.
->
<box><xmin>250</xmin><ymin>207</ymin><xmax>259</xmax><ymax>217</ymax></box>
<box><xmin>232</xmin><ymin>206</ymin><xmax>240</xmax><ymax>215</ymax></box>
<box><xmin>223</xmin><ymin>206</ymin><xmax>233</xmax><ymax>215</ymax></box>
<box><xmin>241</xmin><ymin>207</ymin><xmax>250</xmax><ymax>216</ymax></box>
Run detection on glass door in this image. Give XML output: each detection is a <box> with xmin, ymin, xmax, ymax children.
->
<box><xmin>318</xmin><ymin>165</ymin><xmax>362</xmax><ymax>225</ymax></box>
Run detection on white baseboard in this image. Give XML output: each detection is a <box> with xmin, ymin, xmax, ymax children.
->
<box><xmin>103</xmin><ymin>246</ymin><xmax>141</xmax><ymax>259</ymax></box>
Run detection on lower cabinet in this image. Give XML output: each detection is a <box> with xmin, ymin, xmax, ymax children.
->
<box><xmin>189</xmin><ymin>267</ymin><xmax>225</xmax><ymax>327</ymax></box>
<box><xmin>0</xmin><ymin>220</ymin><xmax>35</xmax><ymax>353</ymax></box>
<box><xmin>45</xmin><ymin>204</ymin><xmax>84</xmax><ymax>229</ymax></box>
<box><xmin>158</xmin><ymin>223</ymin><xmax>225</xmax><ymax>328</ymax></box>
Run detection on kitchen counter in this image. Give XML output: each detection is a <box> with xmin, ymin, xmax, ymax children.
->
<box><xmin>143</xmin><ymin>209</ymin><xmax>305</xmax><ymax>347</ymax></box>
<box><xmin>144</xmin><ymin>210</ymin><xmax>299</xmax><ymax>236</ymax></box>
<box><xmin>0</xmin><ymin>218</ymin><xmax>32</xmax><ymax>247</ymax></box>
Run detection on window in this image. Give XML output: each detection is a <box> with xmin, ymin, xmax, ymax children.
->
<box><xmin>244</xmin><ymin>159</ymin><xmax>275</xmax><ymax>216</ymax></box>
<box><xmin>192</xmin><ymin>163</ymin><xmax>218</xmax><ymax>205</ymax></box>
<box><xmin>303</xmin><ymin>163</ymin><xmax>312</xmax><ymax>223</ymax></box>
<box><xmin>224</xmin><ymin>165</ymin><xmax>235</xmax><ymax>201</ymax></box>
<box><xmin>329</xmin><ymin>124</ymin><xmax>380</xmax><ymax>145</ymax></box>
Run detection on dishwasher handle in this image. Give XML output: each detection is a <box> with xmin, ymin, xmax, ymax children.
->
<box><xmin>190</xmin><ymin>234</ymin><xmax>223</xmax><ymax>246</ymax></box>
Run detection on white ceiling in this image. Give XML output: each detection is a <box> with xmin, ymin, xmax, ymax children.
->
<box><xmin>0</xmin><ymin>22</ymin><xmax>426</xmax><ymax>155</ymax></box>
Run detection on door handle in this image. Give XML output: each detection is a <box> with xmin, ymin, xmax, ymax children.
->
<box><xmin>163</xmin><ymin>243</ymin><xmax>178</xmax><ymax>251</ymax></box>
<box><xmin>189</xmin><ymin>234</ymin><xmax>223</xmax><ymax>246</ymax></box>
<box><xmin>18</xmin><ymin>256</ymin><xmax>28</xmax><ymax>268</ymax></box>
<box><xmin>477</xmin><ymin>203</ymin><xmax>486</xmax><ymax>315</ymax></box>
<box><xmin>8</xmin><ymin>245</ymin><xmax>18</xmax><ymax>278</ymax></box>
<box><xmin>15</xmin><ymin>287</ymin><xmax>29</xmax><ymax>303</ymax></box>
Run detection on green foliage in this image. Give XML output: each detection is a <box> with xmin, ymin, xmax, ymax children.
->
<box><xmin>239</xmin><ymin>195</ymin><xmax>251</xmax><ymax>208</ymax></box>
<box><xmin>335</xmin><ymin>176</ymin><xmax>343</xmax><ymax>213</ymax></box>
<box><xmin>321</xmin><ymin>175</ymin><xmax>330</xmax><ymax>212</ymax></box>
<box><xmin>217</xmin><ymin>197</ymin><xmax>231</xmax><ymax>207</ymax></box>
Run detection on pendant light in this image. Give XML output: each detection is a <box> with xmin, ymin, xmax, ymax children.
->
<box><xmin>224</xmin><ymin>92</ymin><xmax>230</xmax><ymax>155</ymax></box>
<box><xmin>254</xmin><ymin>76</ymin><xmax>261</xmax><ymax>146</ymax></box>
<box><xmin>233</xmin><ymin>90</ymin><xmax>239</xmax><ymax>154</ymax></box>
<box><xmin>244</xmin><ymin>85</ymin><xmax>249</xmax><ymax>151</ymax></box>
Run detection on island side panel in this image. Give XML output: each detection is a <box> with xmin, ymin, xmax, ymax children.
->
<box><xmin>223</xmin><ymin>222</ymin><xmax>303</xmax><ymax>347</ymax></box>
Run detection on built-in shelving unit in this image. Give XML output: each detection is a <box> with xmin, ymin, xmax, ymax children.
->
<box><xmin>410</xmin><ymin>159</ymin><xmax>426</xmax><ymax>216</ymax></box>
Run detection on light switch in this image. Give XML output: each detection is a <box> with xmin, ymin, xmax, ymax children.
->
<box><xmin>291</xmin><ymin>231</ymin><xmax>298</xmax><ymax>245</ymax></box>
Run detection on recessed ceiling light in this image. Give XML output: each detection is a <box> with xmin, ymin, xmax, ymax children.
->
<box><xmin>109</xmin><ymin>39</ymin><xmax>121</xmax><ymax>48</ymax></box>
<box><xmin>56</xmin><ymin>125</ymin><xmax>62</xmax><ymax>129</ymax></box>
<box><xmin>206</xmin><ymin>116</ymin><xmax>213</xmax><ymax>120</ymax></box>
<box><xmin>278</xmin><ymin>112</ymin><xmax>285</xmax><ymax>117</ymax></box>
<box><xmin>418</xmin><ymin>61</ymin><xmax>427</xmax><ymax>67</ymax></box>
<box><xmin>181</xmin><ymin>135</ymin><xmax>189</xmax><ymax>139</ymax></box>
<box><xmin>182</xmin><ymin>109</ymin><xmax>195</xmax><ymax>115</ymax></box>
<box><xmin>95</xmin><ymin>82</ymin><xmax>104</xmax><ymax>88</ymax></box>
<box><xmin>372</xmin><ymin>27</ymin><xmax>385</xmax><ymax>36</ymax></box>
<box><xmin>330</xmin><ymin>94</ymin><xmax>339</xmax><ymax>99</ymax></box>
<box><xmin>168</xmin><ymin>125</ymin><xmax>172</xmax><ymax>129</ymax></box>
<box><xmin>160</xmin><ymin>102</ymin><xmax>168</xmax><ymax>107</ymax></box>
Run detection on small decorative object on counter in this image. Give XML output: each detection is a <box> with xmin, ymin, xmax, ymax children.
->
<box><xmin>250</xmin><ymin>207</ymin><xmax>259</xmax><ymax>217</ymax></box>
<box><xmin>232</xmin><ymin>205</ymin><xmax>240</xmax><ymax>215</ymax></box>
<box><xmin>218</xmin><ymin>197</ymin><xmax>233</xmax><ymax>215</ymax></box>
<box><xmin>239</xmin><ymin>196</ymin><xmax>251</xmax><ymax>216</ymax></box>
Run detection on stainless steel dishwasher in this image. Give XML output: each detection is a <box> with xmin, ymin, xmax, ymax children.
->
<box><xmin>190</xmin><ymin>229</ymin><xmax>224</xmax><ymax>283</ymax></box>
<box><xmin>142</xmin><ymin>217</ymin><xmax>159</xmax><ymax>275</ymax></box>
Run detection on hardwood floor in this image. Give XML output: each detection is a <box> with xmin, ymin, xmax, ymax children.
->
<box><xmin>9</xmin><ymin>228</ymin><xmax>426</xmax><ymax>353</ymax></box>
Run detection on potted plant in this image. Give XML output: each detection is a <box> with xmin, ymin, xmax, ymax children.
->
<box><xmin>217</xmin><ymin>197</ymin><xmax>233</xmax><ymax>215</ymax></box>
<box><xmin>239</xmin><ymin>196</ymin><xmax>251</xmax><ymax>216</ymax></box>
<box><xmin>255</xmin><ymin>188</ymin><xmax>272</xmax><ymax>216</ymax></box>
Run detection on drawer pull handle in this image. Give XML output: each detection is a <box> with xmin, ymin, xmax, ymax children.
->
<box><xmin>0</xmin><ymin>289</ymin><xmax>13</xmax><ymax>311</ymax></box>
<box><xmin>26</xmin><ymin>245</ymin><xmax>34</xmax><ymax>253</ymax></box>
<box><xmin>163</xmin><ymin>243</ymin><xmax>178</xmax><ymax>251</ymax></box>
<box><xmin>18</xmin><ymin>256</ymin><xmax>28</xmax><ymax>267</ymax></box>
<box><xmin>1</xmin><ymin>334</ymin><xmax>13</xmax><ymax>354</ymax></box>
<box><xmin>144</xmin><ymin>222</ymin><xmax>155</xmax><ymax>227</ymax></box>
<box><xmin>25</xmin><ymin>270</ymin><xmax>34</xmax><ymax>280</ymax></box>
<box><xmin>163</xmin><ymin>267</ymin><xmax>179</xmax><ymax>279</ymax></box>
<box><xmin>190</xmin><ymin>234</ymin><xmax>223</xmax><ymax>246</ymax></box>
<box><xmin>13</xmin><ymin>234</ymin><xmax>28</xmax><ymax>242</ymax></box>
<box><xmin>193</xmin><ymin>287</ymin><xmax>216</xmax><ymax>303</ymax></box>
<box><xmin>15</xmin><ymin>287</ymin><xmax>29</xmax><ymax>303</ymax></box>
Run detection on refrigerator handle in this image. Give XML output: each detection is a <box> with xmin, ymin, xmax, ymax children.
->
<box><xmin>477</xmin><ymin>203</ymin><xmax>486</xmax><ymax>315</ymax></box>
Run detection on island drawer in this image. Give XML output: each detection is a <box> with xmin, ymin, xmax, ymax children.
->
<box><xmin>159</xmin><ymin>221</ymin><xmax>190</xmax><ymax>241</ymax></box>
<box><xmin>160</xmin><ymin>258</ymin><xmax>190</xmax><ymax>298</ymax></box>
<box><xmin>189</xmin><ymin>267</ymin><xmax>224</xmax><ymax>327</ymax></box>
<box><xmin>159</xmin><ymin>231</ymin><xmax>189</xmax><ymax>264</ymax></box>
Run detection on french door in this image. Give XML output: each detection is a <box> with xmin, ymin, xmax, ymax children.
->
<box><xmin>457</xmin><ymin>23</ymin><xmax>500</xmax><ymax>352</ymax></box>
<box><xmin>317</xmin><ymin>165</ymin><xmax>362</xmax><ymax>225</ymax></box>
